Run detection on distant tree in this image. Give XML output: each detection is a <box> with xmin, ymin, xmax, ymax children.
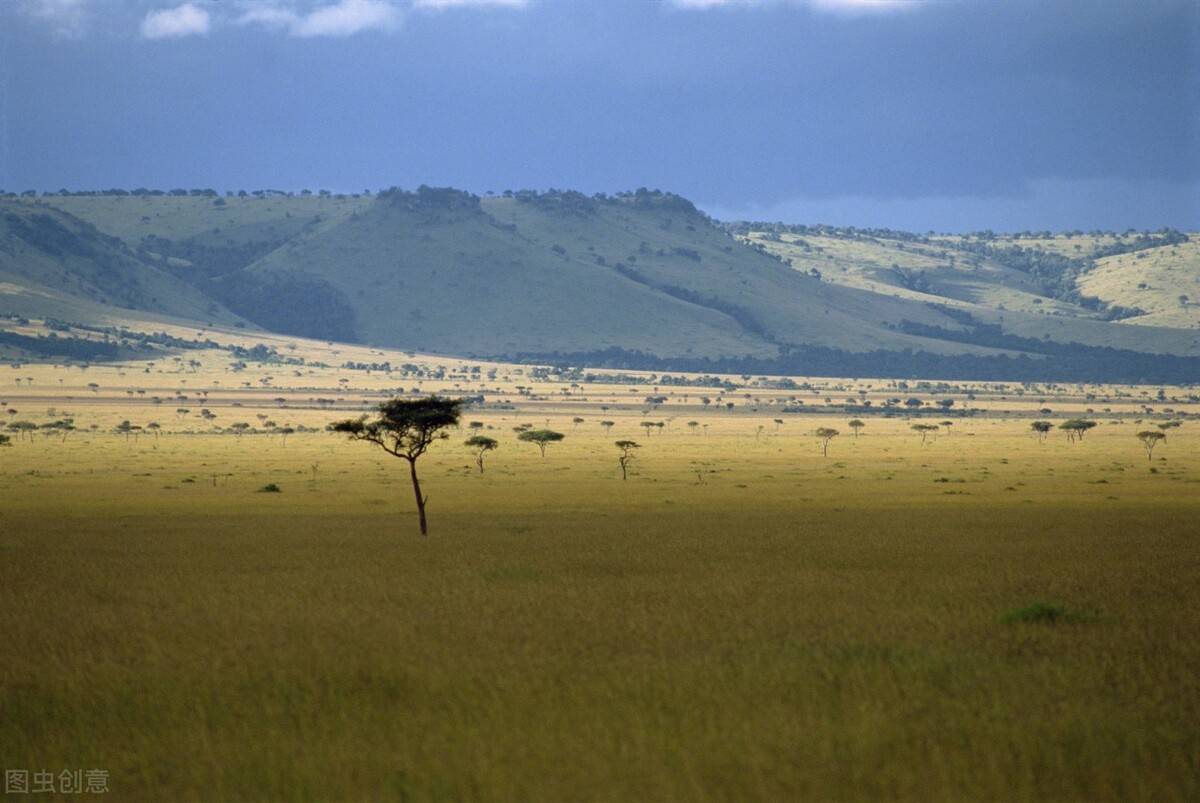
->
<box><xmin>640</xmin><ymin>421</ymin><xmax>656</xmax><ymax>437</ymax></box>
<box><xmin>773</xmin><ymin>418</ymin><xmax>784</xmax><ymax>431</ymax></box>
<box><xmin>1059</xmin><ymin>419</ymin><xmax>1097</xmax><ymax>443</ymax></box>
<box><xmin>615</xmin><ymin>440</ymin><xmax>640</xmax><ymax>480</ymax></box>
<box><xmin>572</xmin><ymin>417</ymin><xmax>585</xmax><ymax>430</ymax></box>
<box><xmin>1157</xmin><ymin>421</ymin><xmax>1182</xmax><ymax>432</ymax></box>
<box><xmin>815</xmin><ymin>427</ymin><xmax>838</xmax><ymax>457</ymax></box>
<box><xmin>229</xmin><ymin>422</ymin><xmax>251</xmax><ymax>438</ymax></box>
<box><xmin>1136</xmin><ymin>430</ymin><xmax>1165</xmax><ymax>461</ymax></box>
<box><xmin>518</xmin><ymin>429</ymin><xmax>564</xmax><ymax>458</ymax></box>
<box><xmin>278</xmin><ymin>426</ymin><xmax>295</xmax><ymax>445</ymax></box>
<box><xmin>904</xmin><ymin>398</ymin><xmax>924</xmax><ymax>410</ymax></box>
<box><xmin>332</xmin><ymin>396</ymin><xmax>462</xmax><ymax>536</ymax></box>
<box><xmin>114</xmin><ymin>420</ymin><xmax>136</xmax><ymax>442</ymax></box>
<box><xmin>848</xmin><ymin>419</ymin><xmax>865</xmax><ymax>438</ymax></box>
<box><xmin>146</xmin><ymin>422</ymin><xmax>161</xmax><ymax>441</ymax></box>
<box><xmin>912</xmin><ymin>423</ymin><xmax>939</xmax><ymax>444</ymax></box>
<box><xmin>940</xmin><ymin>420</ymin><xmax>954</xmax><ymax>434</ymax></box>
<box><xmin>0</xmin><ymin>433</ymin><xmax>10</xmax><ymax>447</ymax></box>
<box><xmin>600</xmin><ymin>420</ymin><xmax>615</xmax><ymax>433</ymax></box>
<box><xmin>1031</xmin><ymin>420</ymin><xmax>1053</xmax><ymax>441</ymax></box>
<box><xmin>464</xmin><ymin>435</ymin><xmax>498</xmax><ymax>474</ymax></box>
<box><xmin>687</xmin><ymin>421</ymin><xmax>699</xmax><ymax>434</ymax></box>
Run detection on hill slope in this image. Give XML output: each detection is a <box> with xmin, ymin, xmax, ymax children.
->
<box><xmin>2</xmin><ymin>189</ymin><xmax>1198</xmax><ymax>382</ymax></box>
<box><xmin>0</xmin><ymin>199</ymin><xmax>244</xmax><ymax>327</ymax></box>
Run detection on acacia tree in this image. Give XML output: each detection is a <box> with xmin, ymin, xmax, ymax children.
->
<box><xmin>518</xmin><ymin>429</ymin><xmax>564</xmax><ymax>458</ymax></box>
<box><xmin>333</xmin><ymin>396</ymin><xmax>462</xmax><ymax>536</ymax></box>
<box><xmin>815</xmin><ymin>427</ymin><xmax>838</xmax><ymax>457</ymax></box>
<box><xmin>848</xmin><ymin>419</ymin><xmax>865</xmax><ymax>438</ymax></box>
<box><xmin>912</xmin><ymin>423</ymin><xmax>939</xmax><ymax>444</ymax></box>
<box><xmin>0</xmin><ymin>433</ymin><xmax>9</xmax><ymax>447</ymax></box>
<box><xmin>1060</xmin><ymin>419</ymin><xmax>1097</xmax><ymax>443</ymax></box>
<box><xmin>1136</xmin><ymin>430</ymin><xmax>1165</xmax><ymax>461</ymax></box>
<box><xmin>615</xmin><ymin>440</ymin><xmax>640</xmax><ymax>480</ymax></box>
<box><xmin>465</xmin><ymin>435</ymin><xmax>498</xmax><ymax>474</ymax></box>
<box><xmin>1031</xmin><ymin>420</ymin><xmax>1053</xmax><ymax>441</ymax></box>
<box><xmin>600</xmin><ymin>420</ymin><xmax>615</xmax><ymax>433</ymax></box>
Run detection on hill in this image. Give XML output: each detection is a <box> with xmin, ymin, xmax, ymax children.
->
<box><xmin>0</xmin><ymin>199</ymin><xmax>244</xmax><ymax>328</ymax></box>
<box><xmin>1</xmin><ymin>188</ymin><xmax>1198</xmax><ymax>383</ymax></box>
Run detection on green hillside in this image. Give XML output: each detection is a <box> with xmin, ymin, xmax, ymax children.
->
<box><xmin>0</xmin><ymin>199</ymin><xmax>244</xmax><ymax>327</ymax></box>
<box><xmin>1078</xmin><ymin>238</ymin><xmax>1200</xmax><ymax>329</ymax></box>
<box><xmin>2</xmin><ymin>189</ymin><xmax>1198</xmax><ymax>382</ymax></box>
<box><xmin>738</xmin><ymin>224</ymin><xmax>1200</xmax><ymax>357</ymax></box>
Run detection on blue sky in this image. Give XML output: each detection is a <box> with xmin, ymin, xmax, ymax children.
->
<box><xmin>2</xmin><ymin>0</ymin><xmax>1197</xmax><ymax>231</ymax></box>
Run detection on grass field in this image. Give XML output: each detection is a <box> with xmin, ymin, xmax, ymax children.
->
<box><xmin>1</xmin><ymin>349</ymin><xmax>1198</xmax><ymax>801</ymax></box>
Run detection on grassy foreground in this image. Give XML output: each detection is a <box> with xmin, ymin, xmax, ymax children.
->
<box><xmin>1</xmin><ymin>417</ymin><xmax>1198</xmax><ymax>802</ymax></box>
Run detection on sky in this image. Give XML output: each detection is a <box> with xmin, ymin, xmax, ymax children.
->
<box><xmin>2</xmin><ymin>0</ymin><xmax>1198</xmax><ymax>231</ymax></box>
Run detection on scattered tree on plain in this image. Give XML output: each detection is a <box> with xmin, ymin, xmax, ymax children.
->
<box><xmin>1031</xmin><ymin>421</ymin><xmax>1053</xmax><ymax>441</ymax></box>
<box><xmin>1136</xmin><ymin>430</ymin><xmax>1165</xmax><ymax>461</ymax></box>
<box><xmin>912</xmin><ymin>423</ymin><xmax>939</xmax><ymax>444</ymax></box>
<box><xmin>1059</xmin><ymin>419</ymin><xmax>1097</xmax><ymax>442</ymax></box>
<box><xmin>615</xmin><ymin>440</ymin><xmax>640</xmax><ymax>480</ymax></box>
<box><xmin>848</xmin><ymin>419</ymin><xmax>865</xmax><ymax>438</ymax></box>
<box><xmin>518</xmin><ymin>429</ymin><xmax>564</xmax><ymax>458</ymax></box>
<box><xmin>332</xmin><ymin>396</ymin><xmax>462</xmax><ymax>536</ymax></box>
<box><xmin>815</xmin><ymin>427</ymin><xmax>838</xmax><ymax>457</ymax></box>
<box><xmin>465</xmin><ymin>435</ymin><xmax>498</xmax><ymax>474</ymax></box>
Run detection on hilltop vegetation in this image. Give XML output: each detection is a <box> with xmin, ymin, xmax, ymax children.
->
<box><xmin>1</xmin><ymin>188</ymin><xmax>1197</xmax><ymax>382</ymax></box>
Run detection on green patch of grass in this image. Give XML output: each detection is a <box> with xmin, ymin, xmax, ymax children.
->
<box><xmin>1002</xmin><ymin>602</ymin><xmax>1099</xmax><ymax>625</ymax></box>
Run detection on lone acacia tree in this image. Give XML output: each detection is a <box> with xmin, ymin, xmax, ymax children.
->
<box><xmin>848</xmin><ymin>419</ymin><xmax>865</xmax><ymax>438</ymax></box>
<box><xmin>1031</xmin><ymin>420</ymin><xmax>1053</xmax><ymax>441</ymax></box>
<box><xmin>912</xmin><ymin>423</ymin><xmax>939</xmax><ymax>444</ymax></box>
<box><xmin>615</xmin><ymin>440</ymin><xmax>640</xmax><ymax>480</ymax></box>
<box><xmin>464</xmin><ymin>435</ymin><xmax>498</xmax><ymax>474</ymax></box>
<box><xmin>815</xmin><ymin>427</ymin><xmax>838</xmax><ymax>457</ymax></box>
<box><xmin>518</xmin><ymin>429</ymin><xmax>564</xmax><ymax>458</ymax></box>
<box><xmin>1059</xmin><ymin>419</ymin><xmax>1097</xmax><ymax>443</ymax></box>
<box><xmin>333</xmin><ymin>396</ymin><xmax>462</xmax><ymax>536</ymax></box>
<box><xmin>1136</xmin><ymin>430</ymin><xmax>1165</xmax><ymax>461</ymax></box>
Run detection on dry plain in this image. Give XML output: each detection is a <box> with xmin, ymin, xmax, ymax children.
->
<box><xmin>1</xmin><ymin>342</ymin><xmax>1198</xmax><ymax>802</ymax></box>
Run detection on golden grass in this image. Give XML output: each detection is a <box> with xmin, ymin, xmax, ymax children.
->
<box><xmin>2</xmin><ymin>386</ymin><xmax>1198</xmax><ymax>801</ymax></box>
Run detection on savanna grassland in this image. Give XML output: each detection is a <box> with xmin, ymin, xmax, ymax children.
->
<box><xmin>1</xmin><ymin>341</ymin><xmax>1198</xmax><ymax>802</ymax></box>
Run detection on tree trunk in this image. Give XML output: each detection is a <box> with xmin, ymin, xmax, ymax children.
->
<box><xmin>408</xmin><ymin>457</ymin><xmax>428</xmax><ymax>536</ymax></box>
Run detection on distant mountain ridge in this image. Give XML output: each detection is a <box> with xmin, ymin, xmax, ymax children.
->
<box><xmin>1</xmin><ymin>187</ymin><xmax>1197</xmax><ymax>382</ymax></box>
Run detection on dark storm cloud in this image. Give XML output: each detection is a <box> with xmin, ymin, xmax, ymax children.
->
<box><xmin>2</xmin><ymin>0</ymin><xmax>1197</xmax><ymax>229</ymax></box>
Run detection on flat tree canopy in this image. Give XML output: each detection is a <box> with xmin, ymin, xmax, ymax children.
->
<box><xmin>332</xmin><ymin>396</ymin><xmax>463</xmax><ymax>535</ymax></box>
<box><xmin>464</xmin><ymin>434</ymin><xmax>499</xmax><ymax>474</ymax></box>
<box><xmin>1136</xmin><ymin>430</ymin><xmax>1166</xmax><ymax>461</ymax></box>
<box><xmin>1059</xmin><ymin>419</ymin><xmax>1098</xmax><ymax>441</ymax></box>
<box><xmin>333</xmin><ymin>396</ymin><xmax>463</xmax><ymax>461</ymax></box>
<box><xmin>518</xmin><ymin>429</ymin><xmax>565</xmax><ymax>457</ymax></box>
